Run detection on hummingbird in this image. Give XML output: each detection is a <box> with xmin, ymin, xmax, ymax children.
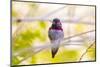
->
<box><xmin>48</xmin><ymin>18</ymin><xmax>64</xmax><ymax>58</ymax></box>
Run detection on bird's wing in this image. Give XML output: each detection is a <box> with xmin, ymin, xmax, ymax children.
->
<box><xmin>48</xmin><ymin>29</ymin><xmax>57</xmax><ymax>40</ymax></box>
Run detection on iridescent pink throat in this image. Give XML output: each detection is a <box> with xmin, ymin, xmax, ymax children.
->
<box><xmin>49</xmin><ymin>27</ymin><xmax>63</xmax><ymax>31</ymax></box>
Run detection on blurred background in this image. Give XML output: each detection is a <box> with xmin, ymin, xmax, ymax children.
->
<box><xmin>12</xmin><ymin>0</ymin><xmax>96</xmax><ymax>65</ymax></box>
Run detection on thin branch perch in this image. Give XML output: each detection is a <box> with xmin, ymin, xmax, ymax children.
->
<box><xmin>79</xmin><ymin>41</ymin><xmax>95</xmax><ymax>61</ymax></box>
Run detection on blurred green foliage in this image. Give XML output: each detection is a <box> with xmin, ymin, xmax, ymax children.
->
<box><xmin>87</xmin><ymin>45</ymin><xmax>95</xmax><ymax>60</ymax></box>
<box><xmin>12</xmin><ymin>21</ymin><xmax>49</xmax><ymax>65</ymax></box>
<box><xmin>12</xmin><ymin>56</ymin><xmax>20</xmax><ymax>64</ymax></box>
<box><xmin>52</xmin><ymin>48</ymin><xmax>79</xmax><ymax>63</ymax></box>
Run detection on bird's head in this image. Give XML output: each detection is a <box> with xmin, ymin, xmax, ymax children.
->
<box><xmin>52</xmin><ymin>18</ymin><xmax>62</xmax><ymax>27</ymax></box>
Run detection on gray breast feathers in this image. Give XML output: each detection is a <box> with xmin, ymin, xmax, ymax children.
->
<box><xmin>48</xmin><ymin>29</ymin><xmax>64</xmax><ymax>41</ymax></box>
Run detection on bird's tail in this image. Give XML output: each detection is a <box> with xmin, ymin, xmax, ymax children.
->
<box><xmin>51</xmin><ymin>47</ymin><xmax>59</xmax><ymax>58</ymax></box>
<box><xmin>51</xmin><ymin>39</ymin><xmax>61</xmax><ymax>58</ymax></box>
